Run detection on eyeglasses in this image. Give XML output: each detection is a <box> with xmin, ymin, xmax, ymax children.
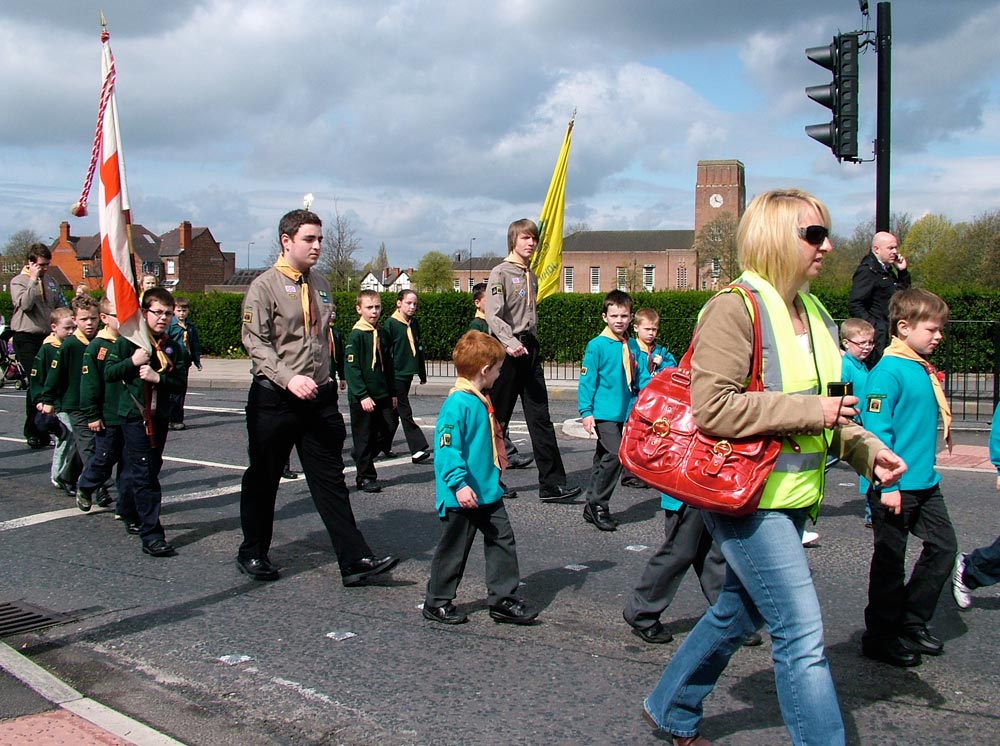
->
<box><xmin>34</xmin><ymin>261</ymin><xmax>51</xmax><ymax>267</ymax></box>
<box><xmin>846</xmin><ymin>339</ymin><xmax>875</xmax><ymax>348</ymax></box>
<box><xmin>144</xmin><ymin>309</ymin><xmax>173</xmax><ymax>318</ymax></box>
<box><xmin>798</xmin><ymin>225</ymin><xmax>830</xmax><ymax>247</ymax></box>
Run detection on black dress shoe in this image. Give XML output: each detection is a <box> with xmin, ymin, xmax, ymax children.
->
<box><xmin>411</xmin><ymin>450</ymin><xmax>431</xmax><ymax>464</ymax></box>
<box><xmin>422</xmin><ymin>602</ymin><xmax>468</xmax><ymax>625</ymax></box>
<box><xmin>358</xmin><ymin>479</ymin><xmax>382</xmax><ymax>493</ymax></box>
<box><xmin>342</xmin><ymin>555</ymin><xmax>400</xmax><ymax>587</ymax></box>
<box><xmin>539</xmin><ymin>484</ymin><xmax>582</xmax><ymax>502</ymax></box>
<box><xmin>94</xmin><ymin>487</ymin><xmax>113</xmax><ymax>508</ymax></box>
<box><xmin>862</xmin><ymin>638</ymin><xmax>922</xmax><ymax>667</ymax></box>
<box><xmin>27</xmin><ymin>437</ymin><xmax>51</xmax><ymax>449</ymax></box>
<box><xmin>281</xmin><ymin>468</ymin><xmax>300</xmax><ymax>479</ymax></box>
<box><xmin>488</xmin><ymin>598</ymin><xmax>538</xmax><ymax>625</ymax></box>
<box><xmin>630</xmin><ymin>621</ymin><xmax>674</xmax><ymax>644</ymax></box>
<box><xmin>900</xmin><ymin>627</ymin><xmax>943</xmax><ymax>656</ymax></box>
<box><xmin>500</xmin><ymin>480</ymin><xmax>518</xmax><ymax>500</ymax></box>
<box><xmin>237</xmin><ymin>556</ymin><xmax>280</xmax><ymax>581</ymax></box>
<box><xmin>124</xmin><ymin>519</ymin><xmax>142</xmax><ymax>536</ymax></box>
<box><xmin>743</xmin><ymin>631</ymin><xmax>764</xmax><ymax>647</ymax></box>
<box><xmin>142</xmin><ymin>539</ymin><xmax>177</xmax><ymax>558</ymax></box>
<box><xmin>52</xmin><ymin>478</ymin><xmax>76</xmax><ymax>497</ymax></box>
<box><xmin>381</xmin><ymin>451</ymin><xmax>400</xmax><ymax>459</ymax></box>
<box><xmin>583</xmin><ymin>502</ymin><xmax>617</xmax><ymax>531</ymax></box>
<box><xmin>507</xmin><ymin>453</ymin><xmax>534</xmax><ymax>469</ymax></box>
<box><xmin>75</xmin><ymin>489</ymin><xmax>93</xmax><ymax>512</ymax></box>
<box><xmin>620</xmin><ymin>476</ymin><xmax>649</xmax><ymax>489</ymax></box>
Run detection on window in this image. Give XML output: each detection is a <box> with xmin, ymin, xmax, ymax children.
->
<box><xmin>166</xmin><ymin>260</ymin><xmax>176</xmax><ymax>275</ymax></box>
<box><xmin>453</xmin><ymin>278</ymin><xmax>461</xmax><ymax>291</ymax></box>
<box><xmin>82</xmin><ymin>264</ymin><xmax>90</xmax><ymax>278</ymax></box>
<box><xmin>468</xmin><ymin>277</ymin><xmax>475</xmax><ymax>292</ymax></box>
<box><xmin>590</xmin><ymin>267</ymin><xmax>600</xmax><ymax>294</ymax></box>
<box><xmin>643</xmin><ymin>265</ymin><xmax>655</xmax><ymax>291</ymax></box>
<box><xmin>676</xmin><ymin>265</ymin><xmax>688</xmax><ymax>290</ymax></box>
<box><xmin>616</xmin><ymin>266</ymin><xmax>627</xmax><ymax>290</ymax></box>
<box><xmin>564</xmin><ymin>266</ymin><xmax>574</xmax><ymax>293</ymax></box>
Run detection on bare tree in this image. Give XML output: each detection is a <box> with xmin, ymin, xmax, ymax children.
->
<box><xmin>1</xmin><ymin>228</ymin><xmax>43</xmax><ymax>272</ymax></box>
<box><xmin>564</xmin><ymin>221</ymin><xmax>591</xmax><ymax>237</ymax></box>
<box><xmin>318</xmin><ymin>200</ymin><xmax>362</xmax><ymax>290</ymax></box>
<box><xmin>693</xmin><ymin>213</ymin><xmax>739</xmax><ymax>288</ymax></box>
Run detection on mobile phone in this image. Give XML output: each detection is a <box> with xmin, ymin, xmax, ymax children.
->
<box><xmin>827</xmin><ymin>382</ymin><xmax>853</xmax><ymax>397</ymax></box>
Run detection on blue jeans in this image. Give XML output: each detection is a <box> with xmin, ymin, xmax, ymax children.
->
<box><xmin>964</xmin><ymin>534</ymin><xmax>1000</xmax><ymax>589</ymax></box>
<box><xmin>644</xmin><ymin>508</ymin><xmax>844</xmax><ymax>745</ymax></box>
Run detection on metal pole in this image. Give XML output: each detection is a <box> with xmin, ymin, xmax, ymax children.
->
<box><xmin>468</xmin><ymin>237</ymin><xmax>475</xmax><ymax>290</ymax></box>
<box><xmin>875</xmin><ymin>1</ymin><xmax>891</xmax><ymax>231</ymax></box>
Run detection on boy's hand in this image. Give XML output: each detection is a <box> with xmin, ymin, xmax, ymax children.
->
<box><xmin>138</xmin><ymin>364</ymin><xmax>160</xmax><ymax>383</ymax></box>
<box><xmin>88</xmin><ymin>419</ymin><xmax>104</xmax><ymax>432</ymax></box>
<box><xmin>360</xmin><ymin>396</ymin><xmax>375</xmax><ymax>412</ymax></box>
<box><xmin>581</xmin><ymin>415</ymin><xmax>596</xmax><ymax>436</ymax></box>
<box><xmin>287</xmin><ymin>374</ymin><xmax>318</xmax><ymax>400</ymax></box>
<box><xmin>872</xmin><ymin>448</ymin><xmax>906</xmax><ymax>489</ymax></box>
<box><xmin>456</xmin><ymin>485</ymin><xmax>478</xmax><ymax>508</ymax></box>
<box><xmin>131</xmin><ymin>348</ymin><xmax>150</xmax><ymax>366</ymax></box>
<box><xmin>506</xmin><ymin>343</ymin><xmax>527</xmax><ymax>357</ymax></box>
<box><xmin>40</xmin><ymin>403</ymin><xmax>54</xmax><ymax>415</ymax></box>
<box><xmin>880</xmin><ymin>490</ymin><xmax>902</xmax><ymax>515</ymax></box>
<box><xmin>391</xmin><ymin>397</ymin><xmax>398</xmax><ymax>409</ymax></box>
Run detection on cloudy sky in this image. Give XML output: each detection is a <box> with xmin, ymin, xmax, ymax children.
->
<box><xmin>2</xmin><ymin>0</ymin><xmax>999</xmax><ymax>270</ymax></box>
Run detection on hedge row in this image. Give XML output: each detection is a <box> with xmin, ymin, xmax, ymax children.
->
<box><xmin>4</xmin><ymin>288</ymin><xmax>1000</xmax><ymax>371</ymax></box>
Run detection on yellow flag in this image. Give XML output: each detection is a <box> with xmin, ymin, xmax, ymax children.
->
<box><xmin>531</xmin><ymin>115</ymin><xmax>574</xmax><ymax>302</ymax></box>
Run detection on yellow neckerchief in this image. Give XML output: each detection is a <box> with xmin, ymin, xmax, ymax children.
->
<box><xmin>504</xmin><ymin>252</ymin><xmax>534</xmax><ymax>313</ymax></box>
<box><xmin>328</xmin><ymin>327</ymin><xmax>338</xmax><ymax>363</ymax></box>
<box><xmin>273</xmin><ymin>255</ymin><xmax>315</xmax><ymax>334</ymax></box>
<box><xmin>883</xmin><ymin>336</ymin><xmax>953</xmax><ymax>446</ymax></box>
<box><xmin>636</xmin><ymin>338</ymin><xmax>657</xmax><ymax>373</ymax></box>
<box><xmin>450</xmin><ymin>376</ymin><xmax>502</xmax><ymax>470</ymax></box>
<box><xmin>600</xmin><ymin>327</ymin><xmax>633</xmax><ymax>389</ymax></box>
<box><xmin>391</xmin><ymin>309</ymin><xmax>417</xmax><ymax>357</ymax></box>
<box><xmin>73</xmin><ymin>329</ymin><xmax>90</xmax><ymax>346</ymax></box>
<box><xmin>474</xmin><ymin>309</ymin><xmax>487</xmax><ymax>320</ymax></box>
<box><xmin>175</xmin><ymin>319</ymin><xmax>190</xmax><ymax>352</ymax></box>
<box><xmin>97</xmin><ymin>327</ymin><xmax>119</xmax><ymax>341</ymax></box>
<box><xmin>352</xmin><ymin>319</ymin><xmax>380</xmax><ymax>369</ymax></box>
<box><xmin>150</xmin><ymin>333</ymin><xmax>174</xmax><ymax>374</ymax></box>
<box><xmin>43</xmin><ymin>333</ymin><xmax>62</xmax><ymax>348</ymax></box>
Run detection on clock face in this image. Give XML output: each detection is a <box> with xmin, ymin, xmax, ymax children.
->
<box><xmin>709</xmin><ymin>193</ymin><xmax>724</xmax><ymax>208</ymax></box>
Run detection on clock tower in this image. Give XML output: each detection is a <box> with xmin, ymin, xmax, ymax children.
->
<box><xmin>694</xmin><ymin>159</ymin><xmax>745</xmax><ymax>234</ymax></box>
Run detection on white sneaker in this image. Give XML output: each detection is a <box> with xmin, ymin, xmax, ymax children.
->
<box><xmin>953</xmin><ymin>552</ymin><xmax>972</xmax><ymax>609</ymax></box>
<box><xmin>801</xmin><ymin>530</ymin><xmax>820</xmax><ymax>547</ymax></box>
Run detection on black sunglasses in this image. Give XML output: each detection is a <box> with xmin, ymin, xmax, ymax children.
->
<box><xmin>798</xmin><ymin>225</ymin><xmax>829</xmax><ymax>246</ymax></box>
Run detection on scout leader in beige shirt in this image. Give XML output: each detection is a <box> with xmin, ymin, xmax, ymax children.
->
<box><xmin>242</xmin><ymin>248</ymin><xmax>334</xmax><ymax>394</ymax></box>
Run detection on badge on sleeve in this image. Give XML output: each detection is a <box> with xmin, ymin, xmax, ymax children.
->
<box><xmin>97</xmin><ymin>347</ymin><xmax>108</xmax><ymax>360</ymax></box>
<box><xmin>580</xmin><ymin>366</ymin><xmax>588</xmax><ymax>376</ymax></box>
<box><xmin>347</xmin><ymin>354</ymin><xmax>354</xmax><ymax>363</ymax></box>
<box><xmin>866</xmin><ymin>394</ymin><xmax>884</xmax><ymax>414</ymax></box>
<box><xmin>81</xmin><ymin>365</ymin><xmax>89</xmax><ymax>375</ymax></box>
<box><xmin>243</xmin><ymin>307</ymin><xmax>254</xmax><ymax>324</ymax></box>
<box><xmin>439</xmin><ymin>423</ymin><xmax>454</xmax><ymax>449</ymax></box>
<box><xmin>50</xmin><ymin>360</ymin><xmax>58</xmax><ymax>369</ymax></box>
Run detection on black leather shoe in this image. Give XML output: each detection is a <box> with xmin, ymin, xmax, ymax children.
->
<box><xmin>52</xmin><ymin>478</ymin><xmax>76</xmax><ymax>497</ymax></box>
<box><xmin>422</xmin><ymin>602</ymin><xmax>468</xmax><ymax>625</ymax></box>
<box><xmin>539</xmin><ymin>484</ymin><xmax>582</xmax><ymax>502</ymax></box>
<box><xmin>411</xmin><ymin>450</ymin><xmax>431</xmax><ymax>464</ymax></box>
<box><xmin>237</xmin><ymin>556</ymin><xmax>280</xmax><ymax>581</ymax></box>
<box><xmin>124</xmin><ymin>520</ymin><xmax>142</xmax><ymax>536</ymax></box>
<box><xmin>862</xmin><ymin>638</ymin><xmax>922</xmax><ymax>667</ymax></box>
<box><xmin>743</xmin><ymin>631</ymin><xmax>764</xmax><ymax>647</ymax></box>
<box><xmin>488</xmin><ymin>598</ymin><xmax>538</xmax><ymax>625</ymax></box>
<box><xmin>900</xmin><ymin>627</ymin><xmax>943</xmax><ymax>656</ymax></box>
<box><xmin>583</xmin><ymin>502</ymin><xmax>617</xmax><ymax>531</ymax></box>
<box><xmin>358</xmin><ymin>479</ymin><xmax>382</xmax><ymax>493</ymax></box>
<box><xmin>381</xmin><ymin>451</ymin><xmax>400</xmax><ymax>459</ymax></box>
<box><xmin>507</xmin><ymin>453</ymin><xmax>534</xmax><ymax>469</ymax></box>
<box><xmin>27</xmin><ymin>437</ymin><xmax>51</xmax><ymax>449</ymax></box>
<box><xmin>94</xmin><ymin>488</ymin><xmax>113</xmax><ymax>508</ymax></box>
<box><xmin>142</xmin><ymin>539</ymin><xmax>177</xmax><ymax>558</ymax></box>
<box><xmin>75</xmin><ymin>489</ymin><xmax>93</xmax><ymax>512</ymax></box>
<box><xmin>500</xmin><ymin>481</ymin><xmax>518</xmax><ymax>500</ymax></box>
<box><xmin>281</xmin><ymin>468</ymin><xmax>300</xmax><ymax>479</ymax></box>
<box><xmin>630</xmin><ymin>621</ymin><xmax>674</xmax><ymax>644</ymax></box>
<box><xmin>620</xmin><ymin>476</ymin><xmax>649</xmax><ymax>489</ymax></box>
<box><xmin>342</xmin><ymin>555</ymin><xmax>400</xmax><ymax>587</ymax></box>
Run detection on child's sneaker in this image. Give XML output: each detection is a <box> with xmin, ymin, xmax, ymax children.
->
<box><xmin>953</xmin><ymin>553</ymin><xmax>972</xmax><ymax>609</ymax></box>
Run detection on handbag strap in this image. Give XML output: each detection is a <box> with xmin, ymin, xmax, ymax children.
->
<box><xmin>677</xmin><ymin>284</ymin><xmax>765</xmax><ymax>392</ymax></box>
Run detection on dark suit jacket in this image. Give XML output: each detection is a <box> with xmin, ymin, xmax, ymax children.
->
<box><xmin>847</xmin><ymin>252</ymin><xmax>911</xmax><ymax>357</ymax></box>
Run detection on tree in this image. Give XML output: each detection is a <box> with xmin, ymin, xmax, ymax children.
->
<box><xmin>1</xmin><ymin>228</ymin><xmax>43</xmax><ymax>271</ymax></box>
<box><xmin>904</xmin><ymin>214</ymin><xmax>960</xmax><ymax>287</ymax></box>
<box><xmin>565</xmin><ymin>221</ymin><xmax>591</xmax><ymax>236</ymax></box>
<box><xmin>318</xmin><ymin>200</ymin><xmax>362</xmax><ymax>291</ymax></box>
<box><xmin>963</xmin><ymin>210</ymin><xmax>1000</xmax><ymax>289</ymax></box>
<box><xmin>693</xmin><ymin>213</ymin><xmax>738</xmax><ymax>288</ymax></box>
<box><xmin>411</xmin><ymin>251</ymin><xmax>456</xmax><ymax>292</ymax></box>
<box><xmin>361</xmin><ymin>242</ymin><xmax>390</xmax><ymax>283</ymax></box>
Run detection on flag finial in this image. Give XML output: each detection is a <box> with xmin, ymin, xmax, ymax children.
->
<box><xmin>303</xmin><ymin>193</ymin><xmax>314</xmax><ymax>211</ymax></box>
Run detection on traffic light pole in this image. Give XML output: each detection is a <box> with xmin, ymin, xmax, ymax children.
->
<box><xmin>875</xmin><ymin>1</ymin><xmax>892</xmax><ymax>232</ymax></box>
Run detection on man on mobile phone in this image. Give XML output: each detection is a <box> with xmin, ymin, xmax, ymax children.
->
<box><xmin>848</xmin><ymin>232</ymin><xmax>910</xmax><ymax>364</ymax></box>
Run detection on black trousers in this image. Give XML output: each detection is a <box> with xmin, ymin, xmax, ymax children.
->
<box><xmin>425</xmin><ymin>501</ymin><xmax>520</xmax><ymax>608</ymax></box>
<box><xmin>490</xmin><ymin>336</ymin><xmax>567</xmax><ymax>489</ymax></box>
<box><xmin>240</xmin><ymin>380</ymin><xmax>372</xmax><ymax>571</ymax></box>
<box><xmin>864</xmin><ymin>484</ymin><xmax>957</xmax><ymax>641</ymax></box>
<box><xmin>388</xmin><ymin>375</ymin><xmax>429</xmax><ymax>454</ymax></box>
<box><xmin>12</xmin><ymin>331</ymin><xmax>44</xmax><ymax>440</ymax></box>
<box><xmin>585</xmin><ymin>420</ymin><xmax>624</xmax><ymax>509</ymax></box>
<box><xmin>349</xmin><ymin>397</ymin><xmax>394</xmax><ymax>484</ymax></box>
<box><xmin>120</xmin><ymin>417</ymin><xmax>168</xmax><ymax>544</ymax></box>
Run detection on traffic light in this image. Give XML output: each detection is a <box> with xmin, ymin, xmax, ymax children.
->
<box><xmin>805</xmin><ymin>33</ymin><xmax>860</xmax><ymax>162</ymax></box>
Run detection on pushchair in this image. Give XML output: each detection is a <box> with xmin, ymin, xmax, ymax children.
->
<box><xmin>0</xmin><ymin>326</ymin><xmax>28</xmax><ymax>390</ymax></box>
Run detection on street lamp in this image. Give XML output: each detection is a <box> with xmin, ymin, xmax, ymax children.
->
<box><xmin>247</xmin><ymin>241</ymin><xmax>255</xmax><ymax>269</ymax></box>
<box><xmin>468</xmin><ymin>237</ymin><xmax>476</xmax><ymax>290</ymax></box>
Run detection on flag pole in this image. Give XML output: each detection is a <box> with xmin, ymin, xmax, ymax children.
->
<box><xmin>531</xmin><ymin>110</ymin><xmax>575</xmax><ymax>303</ymax></box>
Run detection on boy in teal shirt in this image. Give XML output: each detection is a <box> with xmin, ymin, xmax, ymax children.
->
<box><xmin>578</xmin><ymin>290</ymin><xmax>638</xmax><ymax>532</ymax></box>
<box><xmin>862</xmin><ymin>288</ymin><xmax>958</xmax><ymax>667</ymax></box>
<box><xmin>423</xmin><ymin>331</ymin><xmax>536</xmax><ymax>626</ymax></box>
<box><xmin>840</xmin><ymin>317</ymin><xmax>876</xmax><ymax>526</ymax></box>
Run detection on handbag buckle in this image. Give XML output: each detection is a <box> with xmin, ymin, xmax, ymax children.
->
<box><xmin>651</xmin><ymin>418</ymin><xmax>671</xmax><ymax>437</ymax></box>
<box><xmin>713</xmin><ymin>440</ymin><xmax>733</xmax><ymax>456</ymax></box>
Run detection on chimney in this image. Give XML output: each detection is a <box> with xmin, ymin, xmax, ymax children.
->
<box><xmin>180</xmin><ymin>221</ymin><xmax>193</xmax><ymax>250</ymax></box>
<box><xmin>59</xmin><ymin>221</ymin><xmax>71</xmax><ymax>243</ymax></box>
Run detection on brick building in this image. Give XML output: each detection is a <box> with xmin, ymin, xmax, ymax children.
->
<box><xmin>50</xmin><ymin>220</ymin><xmax>163</xmax><ymax>293</ymax></box>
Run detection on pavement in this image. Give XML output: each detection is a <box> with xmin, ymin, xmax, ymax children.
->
<box><xmin>1</xmin><ymin>358</ymin><xmax>996</xmax><ymax>745</ymax></box>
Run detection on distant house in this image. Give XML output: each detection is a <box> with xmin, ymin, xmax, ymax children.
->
<box><xmin>360</xmin><ymin>267</ymin><xmax>414</xmax><ymax>294</ymax></box>
<box><xmin>451</xmin><ymin>257</ymin><xmax>503</xmax><ymax>292</ymax></box>
<box><xmin>561</xmin><ymin>230</ymin><xmax>698</xmax><ymax>293</ymax></box>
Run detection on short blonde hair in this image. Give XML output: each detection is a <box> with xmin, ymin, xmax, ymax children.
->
<box><xmin>453</xmin><ymin>331</ymin><xmax>505</xmax><ymax>378</ymax></box>
<box><xmin>634</xmin><ymin>308</ymin><xmax>660</xmax><ymax>325</ymax></box>
<box><xmin>840</xmin><ymin>317</ymin><xmax>874</xmax><ymax>341</ymax></box>
<box><xmin>737</xmin><ymin>188</ymin><xmax>831</xmax><ymax>293</ymax></box>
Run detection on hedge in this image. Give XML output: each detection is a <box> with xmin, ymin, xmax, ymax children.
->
<box><xmin>4</xmin><ymin>287</ymin><xmax>1000</xmax><ymax>371</ymax></box>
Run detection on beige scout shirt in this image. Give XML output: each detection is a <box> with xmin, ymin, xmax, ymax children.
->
<box><xmin>690</xmin><ymin>290</ymin><xmax>886</xmax><ymax>481</ymax></box>
<box><xmin>241</xmin><ymin>267</ymin><xmax>333</xmax><ymax>389</ymax></box>
<box><xmin>485</xmin><ymin>258</ymin><xmax>537</xmax><ymax>350</ymax></box>
<box><xmin>10</xmin><ymin>270</ymin><xmax>64</xmax><ymax>335</ymax></box>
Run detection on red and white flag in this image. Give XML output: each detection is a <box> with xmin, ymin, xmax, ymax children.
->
<box><xmin>72</xmin><ymin>21</ymin><xmax>149</xmax><ymax>353</ymax></box>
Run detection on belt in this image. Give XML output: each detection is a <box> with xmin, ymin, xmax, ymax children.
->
<box><xmin>254</xmin><ymin>376</ymin><xmax>334</xmax><ymax>392</ymax></box>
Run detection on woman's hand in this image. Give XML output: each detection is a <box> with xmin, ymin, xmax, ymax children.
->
<box><xmin>872</xmin><ymin>448</ymin><xmax>907</xmax><ymax>489</ymax></box>
<box><xmin>821</xmin><ymin>395</ymin><xmax>859</xmax><ymax>428</ymax></box>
